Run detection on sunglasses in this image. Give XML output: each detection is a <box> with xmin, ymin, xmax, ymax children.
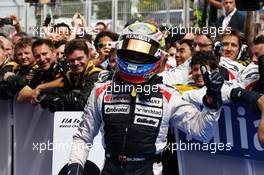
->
<box><xmin>97</xmin><ymin>42</ymin><xmax>107</xmax><ymax>48</ymax></box>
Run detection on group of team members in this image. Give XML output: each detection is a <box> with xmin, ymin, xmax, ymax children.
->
<box><xmin>0</xmin><ymin>19</ymin><xmax>119</xmax><ymax>111</ymax></box>
<box><xmin>1</xmin><ymin>16</ymin><xmax>264</xmax><ymax>174</ymax></box>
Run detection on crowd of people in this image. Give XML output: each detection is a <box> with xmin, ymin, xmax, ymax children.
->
<box><xmin>1</xmin><ymin>0</ymin><xmax>264</xmax><ymax>174</ymax></box>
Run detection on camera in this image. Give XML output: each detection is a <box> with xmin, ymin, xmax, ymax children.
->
<box><xmin>106</xmin><ymin>42</ymin><xmax>117</xmax><ymax>49</ymax></box>
<box><xmin>214</xmin><ymin>41</ymin><xmax>223</xmax><ymax>58</ymax></box>
<box><xmin>0</xmin><ymin>18</ymin><xmax>13</xmax><ymax>26</ymax></box>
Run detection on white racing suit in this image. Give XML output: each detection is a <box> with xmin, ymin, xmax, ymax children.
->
<box><xmin>68</xmin><ymin>75</ymin><xmax>222</xmax><ymax>175</ymax></box>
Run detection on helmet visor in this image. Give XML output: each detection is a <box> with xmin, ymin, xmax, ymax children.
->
<box><xmin>117</xmin><ymin>37</ymin><xmax>160</xmax><ymax>64</ymax></box>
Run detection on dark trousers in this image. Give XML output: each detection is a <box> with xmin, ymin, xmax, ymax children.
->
<box><xmin>162</xmin><ymin>127</ymin><xmax>179</xmax><ymax>175</ymax></box>
<box><xmin>101</xmin><ymin>158</ymin><xmax>162</xmax><ymax>175</ymax></box>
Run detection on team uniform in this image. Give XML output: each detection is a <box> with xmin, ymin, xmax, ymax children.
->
<box><xmin>0</xmin><ymin>61</ymin><xmax>40</xmax><ymax>99</ymax></box>
<box><xmin>69</xmin><ymin>75</ymin><xmax>222</xmax><ymax>175</ymax></box>
<box><xmin>67</xmin><ymin>22</ymin><xmax>224</xmax><ymax>175</ymax></box>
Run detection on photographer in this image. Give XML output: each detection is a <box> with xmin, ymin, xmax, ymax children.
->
<box><xmin>0</xmin><ymin>15</ymin><xmax>23</xmax><ymax>33</ymax></box>
<box><xmin>93</xmin><ymin>31</ymin><xmax>119</xmax><ymax>69</ymax></box>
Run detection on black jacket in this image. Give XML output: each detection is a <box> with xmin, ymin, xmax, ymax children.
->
<box><xmin>214</xmin><ymin>11</ymin><xmax>245</xmax><ymax>33</ymax></box>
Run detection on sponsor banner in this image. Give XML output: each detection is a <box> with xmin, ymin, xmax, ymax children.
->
<box><xmin>178</xmin><ymin>102</ymin><xmax>264</xmax><ymax>161</ymax></box>
<box><xmin>136</xmin><ymin>96</ymin><xmax>163</xmax><ymax>107</ymax></box>
<box><xmin>134</xmin><ymin>115</ymin><xmax>160</xmax><ymax>127</ymax></box>
<box><xmin>135</xmin><ymin>104</ymin><xmax>162</xmax><ymax>118</ymax></box>
<box><xmin>52</xmin><ymin>112</ymin><xmax>104</xmax><ymax>175</ymax></box>
<box><xmin>104</xmin><ymin>104</ymin><xmax>130</xmax><ymax>114</ymax></box>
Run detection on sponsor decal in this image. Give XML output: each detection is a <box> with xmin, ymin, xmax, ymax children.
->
<box><xmin>105</xmin><ymin>104</ymin><xmax>130</xmax><ymax>114</ymax></box>
<box><xmin>134</xmin><ymin>115</ymin><xmax>159</xmax><ymax>127</ymax></box>
<box><xmin>135</xmin><ymin>105</ymin><xmax>162</xmax><ymax>118</ymax></box>
<box><xmin>128</xmin><ymin>64</ymin><xmax>138</xmax><ymax>71</ymax></box>
<box><xmin>104</xmin><ymin>94</ymin><xmax>131</xmax><ymax>103</ymax></box>
<box><xmin>136</xmin><ymin>96</ymin><xmax>162</xmax><ymax>107</ymax></box>
<box><xmin>125</xmin><ymin>34</ymin><xmax>151</xmax><ymax>43</ymax></box>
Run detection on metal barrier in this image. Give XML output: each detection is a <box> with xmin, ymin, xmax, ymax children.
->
<box><xmin>0</xmin><ymin>100</ymin><xmax>12</xmax><ymax>175</ymax></box>
<box><xmin>13</xmin><ymin>101</ymin><xmax>54</xmax><ymax>175</ymax></box>
<box><xmin>177</xmin><ymin>102</ymin><xmax>264</xmax><ymax>175</ymax></box>
<box><xmin>1</xmin><ymin>99</ymin><xmax>264</xmax><ymax>175</ymax></box>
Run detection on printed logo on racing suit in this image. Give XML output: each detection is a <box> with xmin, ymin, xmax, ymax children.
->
<box><xmin>135</xmin><ymin>104</ymin><xmax>162</xmax><ymax>118</ymax></box>
<box><xmin>104</xmin><ymin>104</ymin><xmax>130</xmax><ymax>114</ymax></box>
<box><xmin>104</xmin><ymin>94</ymin><xmax>131</xmax><ymax>103</ymax></box>
<box><xmin>134</xmin><ymin>115</ymin><xmax>160</xmax><ymax>127</ymax></box>
<box><xmin>136</xmin><ymin>96</ymin><xmax>162</xmax><ymax>107</ymax></box>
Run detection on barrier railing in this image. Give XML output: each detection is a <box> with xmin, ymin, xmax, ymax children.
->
<box><xmin>1</xmin><ymin>99</ymin><xmax>264</xmax><ymax>175</ymax></box>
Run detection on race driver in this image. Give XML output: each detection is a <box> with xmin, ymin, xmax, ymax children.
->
<box><xmin>67</xmin><ymin>22</ymin><xmax>225</xmax><ymax>175</ymax></box>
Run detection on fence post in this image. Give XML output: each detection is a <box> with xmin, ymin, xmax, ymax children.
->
<box><xmin>183</xmin><ymin>0</ymin><xmax>190</xmax><ymax>27</ymax></box>
<box><xmin>165</xmin><ymin>0</ymin><xmax>170</xmax><ymax>25</ymax></box>
<box><xmin>41</xmin><ymin>4</ymin><xmax>47</xmax><ymax>28</ymax></box>
<box><xmin>112</xmin><ymin>0</ymin><xmax>118</xmax><ymax>32</ymax></box>
<box><xmin>25</xmin><ymin>3</ymin><xmax>30</xmax><ymax>34</ymax></box>
<box><xmin>85</xmin><ymin>0</ymin><xmax>92</xmax><ymax>26</ymax></box>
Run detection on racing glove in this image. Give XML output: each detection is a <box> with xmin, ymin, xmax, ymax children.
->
<box><xmin>39</xmin><ymin>94</ymin><xmax>64</xmax><ymax>112</ymax></box>
<box><xmin>64</xmin><ymin>91</ymin><xmax>78</xmax><ymax>105</ymax></box>
<box><xmin>230</xmin><ymin>87</ymin><xmax>262</xmax><ymax>111</ymax></box>
<box><xmin>201</xmin><ymin>65</ymin><xmax>224</xmax><ymax>109</ymax></box>
<box><xmin>64</xmin><ymin>91</ymin><xmax>86</xmax><ymax>110</ymax></box>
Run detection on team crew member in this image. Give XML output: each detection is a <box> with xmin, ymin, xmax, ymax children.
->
<box><xmin>17</xmin><ymin>39</ymin><xmax>63</xmax><ymax>102</ymax></box>
<box><xmin>38</xmin><ymin>39</ymin><xmax>102</xmax><ymax>112</ymax></box>
<box><xmin>0</xmin><ymin>38</ymin><xmax>40</xmax><ymax>99</ymax></box>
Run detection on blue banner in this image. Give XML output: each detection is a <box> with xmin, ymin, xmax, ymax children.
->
<box><xmin>178</xmin><ymin>102</ymin><xmax>264</xmax><ymax>161</ymax></box>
